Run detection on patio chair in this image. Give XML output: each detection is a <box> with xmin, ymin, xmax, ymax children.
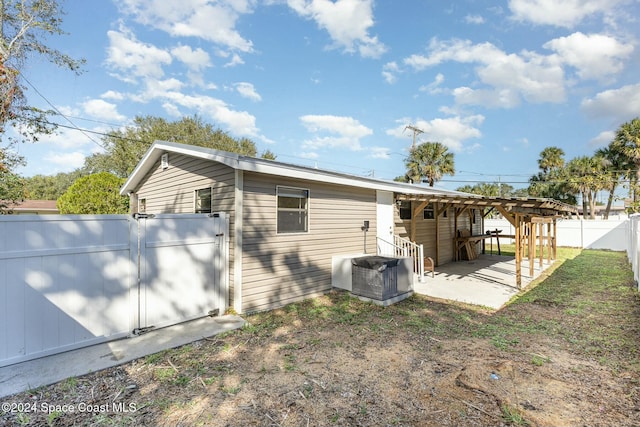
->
<box><xmin>424</xmin><ymin>256</ymin><xmax>435</xmax><ymax>278</ymax></box>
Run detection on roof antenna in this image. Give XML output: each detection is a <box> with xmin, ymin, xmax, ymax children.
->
<box><xmin>403</xmin><ymin>124</ymin><xmax>424</xmax><ymax>150</ymax></box>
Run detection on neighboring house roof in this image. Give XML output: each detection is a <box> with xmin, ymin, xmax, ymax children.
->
<box><xmin>2</xmin><ymin>200</ymin><xmax>59</xmax><ymax>214</ymax></box>
<box><xmin>120</xmin><ymin>140</ymin><xmax>469</xmax><ymax>197</ymax></box>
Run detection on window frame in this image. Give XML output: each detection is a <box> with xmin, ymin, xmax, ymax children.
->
<box><xmin>194</xmin><ymin>187</ymin><xmax>212</xmax><ymax>214</ymax></box>
<box><xmin>423</xmin><ymin>203</ymin><xmax>435</xmax><ymax>220</ymax></box>
<box><xmin>276</xmin><ymin>185</ymin><xmax>310</xmax><ymax>234</ymax></box>
<box><xmin>399</xmin><ymin>201</ymin><xmax>412</xmax><ymax>220</ymax></box>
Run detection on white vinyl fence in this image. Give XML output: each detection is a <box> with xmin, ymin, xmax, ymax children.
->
<box><xmin>484</xmin><ymin>218</ymin><xmax>629</xmax><ymax>251</ymax></box>
<box><xmin>628</xmin><ymin>215</ymin><xmax>640</xmax><ymax>286</ymax></box>
<box><xmin>486</xmin><ymin>217</ymin><xmax>640</xmax><ymax>287</ymax></box>
<box><xmin>0</xmin><ymin>213</ymin><xmax>229</xmax><ymax>367</ymax></box>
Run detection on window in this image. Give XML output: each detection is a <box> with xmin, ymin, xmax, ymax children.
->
<box><xmin>138</xmin><ymin>198</ymin><xmax>146</xmax><ymax>213</ymax></box>
<box><xmin>277</xmin><ymin>186</ymin><xmax>309</xmax><ymax>233</ymax></box>
<box><xmin>195</xmin><ymin>188</ymin><xmax>212</xmax><ymax>213</ymax></box>
<box><xmin>423</xmin><ymin>203</ymin><xmax>435</xmax><ymax>220</ymax></box>
<box><xmin>399</xmin><ymin>201</ymin><xmax>412</xmax><ymax>220</ymax></box>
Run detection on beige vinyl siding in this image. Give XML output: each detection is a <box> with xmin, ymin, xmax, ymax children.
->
<box><xmin>135</xmin><ymin>154</ymin><xmax>235</xmax><ymax>214</ymax></box>
<box><xmin>436</xmin><ymin>206</ymin><xmax>455</xmax><ymax>265</ymax></box>
<box><xmin>134</xmin><ymin>153</ymin><xmax>237</xmax><ymax>304</ymax></box>
<box><xmin>393</xmin><ymin>202</ymin><xmax>460</xmax><ymax>265</ymax></box>
<box><xmin>241</xmin><ymin>172</ymin><xmax>377</xmax><ymax>313</ymax></box>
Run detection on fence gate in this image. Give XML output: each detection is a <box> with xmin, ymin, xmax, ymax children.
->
<box><xmin>0</xmin><ymin>213</ymin><xmax>229</xmax><ymax>368</ymax></box>
<box><xmin>134</xmin><ymin>213</ymin><xmax>229</xmax><ymax>333</ymax></box>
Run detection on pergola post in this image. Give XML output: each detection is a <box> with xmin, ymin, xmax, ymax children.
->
<box><xmin>515</xmin><ymin>213</ymin><xmax>522</xmax><ymax>289</ymax></box>
<box><xmin>529</xmin><ymin>220</ymin><xmax>535</xmax><ymax>277</ymax></box>
<box><xmin>547</xmin><ymin>222</ymin><xmax>552</xmax><ymax>264</ymax></box>
<box><xmin>553</xmin><ymin>219</ymin><xmax>557</xmax><ymax>259</ymax></box>
<box><xmin>538</xmin><ymin>222</ymin><xmax>544</xmax><ymax>268</ymax></box>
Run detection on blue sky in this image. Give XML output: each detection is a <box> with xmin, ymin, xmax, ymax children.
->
<box><xmin>10</xmin><ymin>0</ymin><xmax>640</xmax><ymax>192</ymax></box>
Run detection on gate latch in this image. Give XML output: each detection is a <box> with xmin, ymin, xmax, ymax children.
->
<box><xmin>133</xmin><ymin>213</ymin><xmax>156</xmax><ymax>219</ymax></box>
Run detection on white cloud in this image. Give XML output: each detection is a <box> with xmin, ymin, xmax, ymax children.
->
<box><xmin>287</xmin><ymin>0</ymin><xmax>387</xmax><ymax>58</ymax></box>
<box><xmin>508</xmin><ymin>0</ymin><xmax>625</xmax><ymax>28</ymax></box>
<box><xmin>106</xmin><ymin>27</ymin><xmax>172</xmax><ymax>81</ymax></box>
<box><xmin>299</xmin><ymin>114</ymin><xmax>373</xmax><ymax>150</ymax></box>
<box><xmin>387</xmin><ymin>115</ymin><xmax>484</xmax><ymax>151</ymax></box>
<box><xmin>369</xmin><ymin>147</ymin><xmax>390</xmax><ymax>159</ymax></box>
<box><xmin>464</xmin><ymin>15</ymin><xmax>485</xmax><ymax>24</ymax></box>
<box><xmin>224</xmin><ymin>53</ymin><xmax>245</xmax><ymax>67</ymax></box>
<box><xmin>405</xmin><ymin>38</ymin><xmax>566</xmax><ymax>107</ymax></box>
<box><xmin>171</xmin><ymin>45</ymin><xmax>212</xmax><ymax>72</ymax></box>
<box><xmin>382</xmin><ymin>61</ymin><xmax>400</xmax><ymax>84</ymax></box>
<box><xmin>235</xmin><ymin>82</ymin><xmax>262</xmax><ymax>101</ymax></box>
<box><xmin>589</xmin><ymin>130</ymin><xmax>616</xmax><ymax>147</ymax></box>
<box><xmin>81</xmin><ymin>99</ymin><xmax>127</xmax><ymax>122</ymax></box>
<box><xmin>165</xmin><ymin>91</ymin><xmax>260</xmax><ymax>137</ymax></box>
<box><xmin>101</xmin><ymin>90</ymin><xmax>125</xmax><ymax>101</ymax></box>
<box><xmin>32</xmin><ymin>125</ymin><xmax>97</xmax><ymax>150</ymax></box>
<box><xmin>117</xmin><ymin>0</ymin><xmax>254</xmax><ymax>53</ymax></box>
<box><xmin>544</xmin><ymin>32</ymin><xmax>633</xmax><ymax>80</ymax></box>
<box><xmin>44</xmin><ymin>151</ymin><xmax>87</xmax><ymax>170</ymax></box>
<box><xmin>419</xmin><ymin>73</ymin><xmax>445</xmax><ymax>94</ymax></box>
<box><xmin>581</xmin><ymin>83</ymin><xmax>640</xmax><ymax>121</ymax></box>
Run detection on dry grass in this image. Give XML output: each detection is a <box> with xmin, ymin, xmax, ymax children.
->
<box><xmin>2</xmin><ymin>248</ymin><xmax>640</xmax><ymax>426</ymax></box>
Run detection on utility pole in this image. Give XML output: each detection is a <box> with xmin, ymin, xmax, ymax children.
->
<box><xmin>404</xmin><ymin>125</ymin><xmax>424</xmax><ymax>150</ymax></box>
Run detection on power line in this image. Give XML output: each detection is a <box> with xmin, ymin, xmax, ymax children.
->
<box><xmin>19</xmin><ymin>73</ymin><xmax>107</xmax><ymax>150</ymax></box>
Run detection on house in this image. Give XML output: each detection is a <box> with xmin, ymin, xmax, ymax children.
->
<box><xmin>121</xmin><ymin>141</ymin><xmax>575</xmax><ymax>313</ymax></box>
<box><xmin>1</xmin><ymin>200</ymin><xmax>59</xmax><ymax>215</ymax></box>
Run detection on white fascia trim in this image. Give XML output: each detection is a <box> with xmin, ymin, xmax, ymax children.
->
<box><xmin>121</xmin><ymin>140</ymin><xmax>462</xmax><ymax>198</ymax></box>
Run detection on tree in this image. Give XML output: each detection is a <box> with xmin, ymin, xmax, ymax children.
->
<box><xmin>565</xmin><ymin>156</ymin><xmax>606</xmax><ymax>219</ymax></box>
<box><xmin>0</xmin><ymin>0</ymin><xmax>84</xmax><ymax>147</ymax></box>
<box><xmin>595</xmin><ymin>143</ymin><xmax>629</xmax><ymax>219</ymax></box>
<box><xmin>456</xmin><ymin>182</ymin><xmax>523</xmax><ymax>198</ymax></box>
<box><xmin>0</xmin><ymin>147</ymin><xmax>25</xmax><ymax>211</ymax></box>
<box><xmin>528</xmin><ymin>147</ymin><xmax>577</xmax><ymax>205</ymax></box>
<box><xmin>83</xmin><ymin>115</ymin><xmax>267</xmax><ymax>177</ymax></box>
<box><xmin>24</xmin><ymin>170</ymin><xmax>84</xmax><ymax>199</ymax></box>
<box><xmin>611</xmin><ymin>117</ymin><xmax>640</xmax><ymax>213</ymax></box>
<box><xmin>0</xmin><ymin>0</ymin><xmax>83</xmax><ymax>206</ymax></box>
<box><xmin>404</xmin><ymin>141</ymin><xmax>455</xmax><ymax>187</ymax></box>
<box><xmin>538</xmin><ymin>146</ymin><xmax>565</xmax><ymax>174</ymax></box>
<box><xmin>57</xmin><ymin>172</ymin><xmax>129</xmax><ymax>214</ymax></box>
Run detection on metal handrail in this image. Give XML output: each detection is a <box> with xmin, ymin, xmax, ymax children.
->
<box><xmin>377</xmin><ymin>235</ymin><xmax>425</xmax><ymax>281</ymax></box>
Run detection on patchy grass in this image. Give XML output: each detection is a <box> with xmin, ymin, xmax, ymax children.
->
<box><xmin>2</xmin><ymin>248</ymin><xmax>640</xmax><ymax>427</ymax></box>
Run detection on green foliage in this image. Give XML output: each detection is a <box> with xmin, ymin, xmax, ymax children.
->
<box><xmin>404</xmin><ymin>141</ymin><xmax>455</xmax><ymax>186</ymax></box>
<box><xmin>611</xmin><ymin>117</ymin><xmax>640</xmax><ymax>213</ymax></box>
<box><xmin>83</xmin><ymin>115</ymin><xmax>262</xmax><ymax>177</ymax></box>
<box><xmin>0</xmin><ymin>0</ymin><xmax>84</xmax><ymax>144</ymax></box>
<box><xmin>456</xmin><ymin>181</ymin><xmax>525</xmax><ymax>198</ymax></box>
<box><xmin>23</xmin><ymin>170</ymin><xmax>84</xmax><ymax>200</ymax></box>
<box><xmin>57</xmin><ymin>172</ymin><xmax>129</xmax><ymax>214</ymax></box>
<box><xmin>0</xmin><ymin>142</ymin><xmax>27</xmax><ymax>211</ymax></box>
<box><xmin>528</xmin><ymin>147</ymin><xmax>577</xmax><ymax>205</ymax></box>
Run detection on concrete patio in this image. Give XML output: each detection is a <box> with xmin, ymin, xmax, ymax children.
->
<box><xmin>414</xmin><ymin>254</ymin><xmax>554</xmax><ymax>309</ymax></box>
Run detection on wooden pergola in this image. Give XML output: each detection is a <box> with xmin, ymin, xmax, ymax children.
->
<box><xmin>395</xmin><ymin>194</ymin><xmax>578</xmax><ymax>289</ymax></box>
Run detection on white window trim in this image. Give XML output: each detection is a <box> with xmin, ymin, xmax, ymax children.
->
<box><xmin>276</xmin><ymin>185</ymin><xmax>310</xmax><ymax>234</ymax></box>
<box><xmin>194</xmin><ymin>187</ymin><xmax>213</xmax><ymax>214</ymax></box>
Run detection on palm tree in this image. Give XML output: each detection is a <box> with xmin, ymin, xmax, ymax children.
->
<box><xmin>595</xmin><ymin>143</ymin><xmax>628</xmax><ymax>219</ymax></box>
<box><xmin>538</xmin><ymin>146</ymin><xmax>565</xmax><ymax>174</ymax></box>
<box><xmin>566</xmin><ymin>156</ymin><xmax>606</xmax><ymax>219</ymax></box>
<box><xmin>405</xmin><ymin>142</ymin><xmax>455</xmax><ymax>187</ymax></box>
<box><xmin>611</xmin><ymin>118</ymin><xmax>640</xmax><ymax>212</ymax></box>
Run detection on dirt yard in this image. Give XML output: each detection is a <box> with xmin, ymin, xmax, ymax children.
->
<box><xmin>2</xmin><ymin>249</ymin><xmax>640</xmax><ymax>426</ymax></box>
